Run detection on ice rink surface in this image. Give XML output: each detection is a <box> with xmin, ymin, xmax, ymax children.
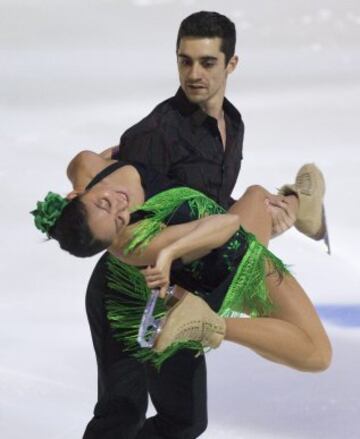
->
<box><xmin>1</xmin><ymin>0</ymin><xmax>360</xmax><ymax>437</ymax></box>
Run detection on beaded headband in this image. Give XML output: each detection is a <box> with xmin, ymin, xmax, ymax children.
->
<box><xmin>31</xmin><ymin>192</ymin><xmax>69</xmax><ymax>236</ymax></box>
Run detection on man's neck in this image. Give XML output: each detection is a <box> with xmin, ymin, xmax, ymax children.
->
<box><xmin>200</xmin><ymin>100</ymin><xmax>226</xmax><ymax>148</ymax></box>
<box><xmin>199</xmin><ymin>94</ymin><xmax>225</xmax><ymax>121</ymax></box>
<box><xmin>200</xmin><ymin>94</ymin><xmax>227</xmax><ymax>148</ymax></box>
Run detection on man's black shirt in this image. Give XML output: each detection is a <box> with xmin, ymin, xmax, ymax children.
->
<box><xmin>112</xmin><ymin>88</ymin><xmax>244</xmax><ymax>208</ymax></box>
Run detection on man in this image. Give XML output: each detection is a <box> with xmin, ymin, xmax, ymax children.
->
<box><xmin>82</xmin><ymin>11</ymin><xmax>323</xmax><ymax>439</ymax></box>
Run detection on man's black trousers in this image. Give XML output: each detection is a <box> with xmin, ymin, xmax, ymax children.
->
<box><xmin>82</xmin><ymin>252</ymin><xmax>208</xmax><ymax>439</ymax></box>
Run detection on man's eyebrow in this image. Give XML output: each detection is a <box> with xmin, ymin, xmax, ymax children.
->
<box><xmin>177</xmin><ymin>53</ymin><xmax>191</xmax><ymax>59</ymax></box>
<box><xmin>200</xmin><ymin>56</ymin><xmax>218</xmax><ymax>62</ymax></box>
<box><xmin>177</xmin><ymin>53</ymin><xmax>218</xmax><ymax>61</ymax></box>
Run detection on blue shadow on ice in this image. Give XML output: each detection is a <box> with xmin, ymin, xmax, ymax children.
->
<box><xmin>316</xmin><ymin>304</ymin><xmax>360</xmax><ymax>328</ymax></box>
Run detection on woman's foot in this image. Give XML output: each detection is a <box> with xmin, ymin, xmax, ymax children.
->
<box><xmin>153</xmin><ymin>293</ymin><xmax>226</xmax><ymax>353</ymax></box>
<box><xmin>279</xmin><ymin>163</ymin><xmax>330</xmax><ymax>253</ymax></box>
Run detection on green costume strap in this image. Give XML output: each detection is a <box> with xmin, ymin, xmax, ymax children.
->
<box><xmin>105</xmin><ymin>187</ymin><xmax>289</xmax><ymax>367</ymax></box>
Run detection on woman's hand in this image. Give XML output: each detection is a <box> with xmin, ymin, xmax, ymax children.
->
<box><xmin>141</xmin><ymin>248</ymin><xmax>174</xmax><ymax>298</ymax></box>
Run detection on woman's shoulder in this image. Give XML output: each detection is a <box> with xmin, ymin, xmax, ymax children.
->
<box><xmin>124</xmin><ymin>161</ymin><xmax>181</xmax><ymax>200</ymax></box>
<box><xmin>84</xmin><ymin>159</ymin><xmax>129</xmax><ymax>190</ymax></box>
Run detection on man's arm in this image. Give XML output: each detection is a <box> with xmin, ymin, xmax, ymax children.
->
<box><xmin>115</xmin><ymin>121</ymin><xmax>171</xmax><ymax>175</ymax></box>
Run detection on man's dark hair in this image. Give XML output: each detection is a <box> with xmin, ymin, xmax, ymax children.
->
<box><xmin>50</xmin><ymin>197</ymin><xmax>110</xmax><ymax>258</ymax></box>
<box><xmin>176</xmin><ymin>11</ymin><xmax>236</xmax><ymax>65</ymax></box>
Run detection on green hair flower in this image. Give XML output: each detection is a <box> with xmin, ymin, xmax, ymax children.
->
<box><xmin>31</xmin><ymin>192</ymin><xmax>69</xmax><ymax>236</ymax></box>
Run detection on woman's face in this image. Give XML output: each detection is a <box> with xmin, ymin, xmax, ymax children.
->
<box><xmin>80</xmin><ymin>182</ymin><xmax>130</xmax><ymax>244</ymax></box>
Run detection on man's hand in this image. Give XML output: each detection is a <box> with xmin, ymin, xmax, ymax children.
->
<box><xmin>265</xmin><ymin>194</ymin><xmax>297</xmax><ymax>238</ymax></box>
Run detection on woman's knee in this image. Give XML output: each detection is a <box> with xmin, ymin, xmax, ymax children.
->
<box><xmin>314</xmin><ymin>340</ymin><xmax>332</xmax><ymax>371</ymax></box>
<box><xmin>244</xmin><ymin>184</ymin><xmax>269</xmax><ymax>200</ymax></box>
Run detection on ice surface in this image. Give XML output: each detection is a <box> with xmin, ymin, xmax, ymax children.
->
<box><xmin>1</xmin><ymin>1</ymin><xmax>360</xmax><ymax>438</ymax></box>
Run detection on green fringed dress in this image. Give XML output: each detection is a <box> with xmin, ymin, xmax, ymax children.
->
<box><xmin>85</xmin><ymin>160</ymin><xmax>289</xmax><ymax>367</ymax></box>
<box><xmin>105</xmin><ymin>185</ymin><xmax>289</xmax><ymax>367</ymax></box>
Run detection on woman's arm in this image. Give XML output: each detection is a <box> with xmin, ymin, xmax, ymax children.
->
<box><xmin>159</xmin><ymin>213</ymin><xmax>241</xmax><ymax>264</ymax></box>
<box><xmin>66</xmin><ymin>150</ymin><xmax>113</xmax><ymax>193</ymax></box>
<box><xmin>116</xmin><ymin>213</ymin><xmax>241</xmax><ymax>297</ymax></box>
<box><xmin>99</xmin><ymin>145</ymin><xmax>119</xmax><ymax>160</ymax></box>
<box><xmin>118</xmin><ymin>213</ymin><xmax>241</xmax><ymax>265</ymax></box>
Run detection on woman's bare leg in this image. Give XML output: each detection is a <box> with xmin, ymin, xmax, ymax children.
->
<box><xmin>223</xmin><ymin>186</ymin><xmax>331</xmax><ymax>371</ymax></box>
<box><xmin>156</xmin><ymin>185</ymin><xmax>331</xmax><ymax>371</ymax></box>
<box><xmin>157</xmin><ymin>273</ymin><xmax>332</xmax><ymax>372</ymax></box>
<box><xmin>224</xmin><ymin>272</ymin><xmax>332</xmax><ymax>371</ymax></box>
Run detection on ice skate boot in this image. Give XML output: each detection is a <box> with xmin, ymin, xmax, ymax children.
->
<box><xmin>153</xmin><ymin>293</ymin><xmax>226</xmax><ymax>353</ymax></box>
<box><xmin>279</xmin><ymin>163</ymin><xmax>330</xmax><ymax>254</ymax></box>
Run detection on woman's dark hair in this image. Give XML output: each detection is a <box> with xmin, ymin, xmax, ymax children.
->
<box><xmin>176</xmin><ymin>11</ymin><xmax>236</xmax><ymax>65</ymax></box>
<box><xmin>50</xmin><ymin>197</ymin><xmax>110</xmax><ymax>257</ymax></box>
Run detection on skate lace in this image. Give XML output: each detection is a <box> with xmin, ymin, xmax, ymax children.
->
<box><xmin>176</xmin><ymin>323</ymin><xmax>203</xmax><ymax>342</ymax></box>
<box><xmin>176</xmin><ymin>322</ymin><xmax>221</xmax><ymax>346</ymax></box>
<box><xmin>296</xmin><ymin>172</ymin><xmax>312</xmax><ymax>195</ymax></box>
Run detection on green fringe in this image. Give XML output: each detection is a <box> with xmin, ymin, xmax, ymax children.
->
<box><xmin>106</xmin><ymin>256</ymin><xmax>164</xmax><ymax>347</ymax></box>
<box><xmin>106</xmin><ymin>188</ymin><xmax>224</xmax><ymax>367</ymax></box>
<box><xmin>106</xmin><ymin>255</ymin><xmax>203</xmax><ymax>367</ymax></box>
<box><xmin>218</xmin><ymin>231</ymin><xmax>289</xmax><ymax>318</ymax></box>
<box><xmin>125</xmin><ymin>187</ymin><xmax>224</xmax><ymax>254</ymax></box>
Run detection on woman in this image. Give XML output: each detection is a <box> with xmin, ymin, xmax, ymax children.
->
<box><xmin>32</xmin><ymin>150</ymin><xmax>332</xmax><ymax>370</ymax></box>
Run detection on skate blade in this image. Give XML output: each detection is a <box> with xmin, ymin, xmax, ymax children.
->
<box><xmin>138</xmin><ymin>317</ymin><xmax>164</xmax><ymax>348</ymax></box>
<box><xmin>313</xmin><ymin>205</ymin><xmax>331</xmax><ymax>255</ymax></box>
<box><xmin>137</xmin><ymin>287</ymin><xmax>178</xmax><ymax>348</ymax></box>
<box><xmin>322</xmin><ymin>208</ymin><xmax>331</xmax><ymax>255</ymax></box>
<box><xmin>137</xmin><ymin>289</ymin><xmax>163</xmax><ymax>348</ymax></box>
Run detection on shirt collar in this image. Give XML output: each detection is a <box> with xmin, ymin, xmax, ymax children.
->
<box><xmin>223</xmin><ymin>96</ymin><xmax>242</xmax><ymax>126</ymax></box>
<box><xmin>174</xmin><ymin>88</ymin><xmax>207</xmax><ymax>126</ymax></box>
<box><xmin>173</xmin><ymin>87</ymin><xmax>242</xmax><ymax>127</ymax></box>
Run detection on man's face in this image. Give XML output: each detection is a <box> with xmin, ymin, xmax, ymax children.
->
<box><xmin>177</xmin><ymin>37</ymin><xmax>237</xmax><ymax>108</ymax></box>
